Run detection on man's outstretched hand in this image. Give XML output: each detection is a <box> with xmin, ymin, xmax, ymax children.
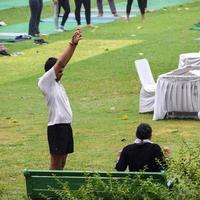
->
<box><xmin>71</xmin><ymin>29</ymin><xmax>82</xmax><ymax>45</ymax></box>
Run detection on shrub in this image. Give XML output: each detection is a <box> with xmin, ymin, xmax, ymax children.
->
<box><xmin>51</xmin><ymin>142</ymin><xmax>200</xmax><ymax>200</ymax></box>
<box><xmin>167</xmin><ymin>142</ymin><xmax>200</xmax><ymax>200</ymax></box>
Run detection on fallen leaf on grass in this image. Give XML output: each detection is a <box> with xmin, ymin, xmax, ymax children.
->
<box><xmin>171</xmin><ymin>129</ymin><xmax>178</xmax><ymax>133</ymax></box>
<box><xmin>11</xmin><ymin>119</ymin><xmax>18</xmax><ymax>123</ymax></box>
<box><xmin>121</xmin><ymin>114</ymin><xmax>128</xmax><ymax>120</ymax></box>
<box><xmin>137</xmin><ymin>26</ymin><xmax>143</xmax><ymax>30</ymax></box>
<box><xmin>91</xmin><ymin>26</ymin><xmax>99</xmax><ymax>32</ymax></box>
<box><xmin>110</xmin><ymin>106</ymin><xmax>116</xmax><ymax>111</ymax></box>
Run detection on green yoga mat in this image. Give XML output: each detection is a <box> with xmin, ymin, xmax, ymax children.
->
<box><xmin>0</xmin><ymin>0</ymin><xmax>50</xmax><ymax>10</ymax></box>
<box><xmin>0</xmin><ymin>17</ymin><xmax>114</xmax><ymax>37</ymax></box>
<box><xmin>190</xmin><ymin>22</ymin><xmax>200</xmax><ymax>31</ymax></box>
<box><xmin>191</xmin><ymin>25</ymin><xmax>200</xmax><ymax>31</ymax></box>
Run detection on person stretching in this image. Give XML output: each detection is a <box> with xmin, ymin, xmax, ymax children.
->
<box><xmin>38</xmin><ymin>29</ymin><xmax>82</xmax><ymax>170</ymax></box>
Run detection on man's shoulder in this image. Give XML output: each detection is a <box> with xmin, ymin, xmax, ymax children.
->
<box><xmin>151</xmin><ymin>143</ymin><xmax>162</xmax><ymax>152</ymax></box>
<box><xmin>38</xmin><ymin>68</ymin><xmax>56</xmax><ymax>87</ymax></box>
<box><xmin>151</xmin><ymin>143</ymin><xmax>161</xmax><ymax>148</ymax></box>
<box><xmin>125</xmin><ymin>143</ymin><xmax>160</xmax><ymax>149</ymax></box>
<box><xmin>41</xmin><ymin>67</ymin><xmax>55</xmax><ymax>79</ymax></box>
<box><xmin>123</xmin><ymin>143</ymin><xmax>137</xmax><ymax>150</ymax></box>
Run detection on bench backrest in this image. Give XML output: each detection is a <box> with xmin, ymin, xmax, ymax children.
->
<box><xmin>23</xmin><ymin>169</ymin><xmax>167</xmax><ymax>199</ymax></box>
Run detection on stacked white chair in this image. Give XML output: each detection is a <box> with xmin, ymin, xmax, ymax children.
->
<box><xmin>135</xmin><ymin>59</ymin><xmax>156</xmax><ymax>113</ymax></box>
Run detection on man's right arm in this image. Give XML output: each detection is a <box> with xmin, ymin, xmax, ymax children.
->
<box><xmin>54</xmin><ymin>29</ymin><xmax>82</xmax><ymax>77</ymax></box>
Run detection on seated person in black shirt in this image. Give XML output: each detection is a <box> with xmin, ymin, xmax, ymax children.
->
<box><xmin>115</xmin><ymin>123</ymin><xmax>169</xmax><ymax>172</ymax></box>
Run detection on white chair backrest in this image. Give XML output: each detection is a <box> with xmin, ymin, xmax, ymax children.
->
<box><xmin>135</xmin><ymin>59</ymin><xmax>156</xmax><ymax>86</ymax></box>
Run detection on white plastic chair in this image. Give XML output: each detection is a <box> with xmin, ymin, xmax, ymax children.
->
<box><xmin>134</xmin><ymin>59</ymin><xmax>156</xmax><ymax>113</ymax></box>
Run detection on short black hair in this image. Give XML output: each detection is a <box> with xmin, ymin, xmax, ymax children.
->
<box><xmin>136</xmin><ymin>123</ymin><xmax>152</xmax><ymax>140</ymax></box>
<box><xmin>44</xmin><ymin>57</ymin><xmax>57</xmax><ymax>72</ymax></box>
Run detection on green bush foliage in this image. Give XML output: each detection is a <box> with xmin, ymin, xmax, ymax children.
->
<box><xmin>167</xmin><ymin>142</ymin><xmax>200</xmax><ymax>200</ymax></box>
<box><xmin>51</xmin><ymin>143</ymin><xmax>200</xmax><ymax>200</ymax></box>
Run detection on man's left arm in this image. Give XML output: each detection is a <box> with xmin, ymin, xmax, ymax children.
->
<box><xmin>115</xmin><ymin>148</ymin><xmax>128</xmax><ymax>171</ymax></box>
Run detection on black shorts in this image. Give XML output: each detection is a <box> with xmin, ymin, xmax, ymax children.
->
<box><xmin>47</xmin><ymin>123</ymin><xmax>74</xmax><ymax>155</ymax></box>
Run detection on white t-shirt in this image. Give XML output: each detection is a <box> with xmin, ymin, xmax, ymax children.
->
<box><xmin>38</xmin><ymin>67</ymin><xmax>72</xmax><ymax>126</ymax></box>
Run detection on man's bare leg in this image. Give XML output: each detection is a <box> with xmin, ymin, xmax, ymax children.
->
<box><xmin>50</xmin><ymin>154</ymin><xmax>68</xmax><ymax>170</ymax></box>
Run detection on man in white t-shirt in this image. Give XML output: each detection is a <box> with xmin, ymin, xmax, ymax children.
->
<box><xmin>38</xmin><ymin>29</ymin><xmax>81</xmax><ymax>170</ymax></box>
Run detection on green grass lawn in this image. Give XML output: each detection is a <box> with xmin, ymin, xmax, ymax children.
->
<box><xmin>0</xmin><ymin>0</ymin><xmax>200</xmax><ymax>199</ymax></box>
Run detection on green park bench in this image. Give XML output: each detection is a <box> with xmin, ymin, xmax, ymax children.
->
<box><xmin>23</xmin><ymin>169</ymin><xmax>171</xmax><ymax>200</ymax></box>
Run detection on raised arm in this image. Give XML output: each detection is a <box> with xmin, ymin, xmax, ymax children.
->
<box><xmin>54</xmin><ymin>29</ymin><xmax>82</xmax><ymax>77</ymax></box>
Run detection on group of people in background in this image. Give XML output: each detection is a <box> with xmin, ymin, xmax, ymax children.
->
<box><xmin>29</xmin><ymin>0</ymin><xmax>148</xmax><ymax>36</ymax></box>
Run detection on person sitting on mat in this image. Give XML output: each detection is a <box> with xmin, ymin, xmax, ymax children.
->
<box><xmin>115</xmin><ymin>123</ymin><xmax>170</xmax><ymax>172</ymax></box>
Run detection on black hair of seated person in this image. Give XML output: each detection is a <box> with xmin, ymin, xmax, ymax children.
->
<box><xmin>136</xmin><ymin>123</ymin><xmax>152</xmax><ymax>140</ymax></box>
<box><xmin>44</xmin><ymin>57</ymin><xmax>58</xmax><ymax>72</ymax></box>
